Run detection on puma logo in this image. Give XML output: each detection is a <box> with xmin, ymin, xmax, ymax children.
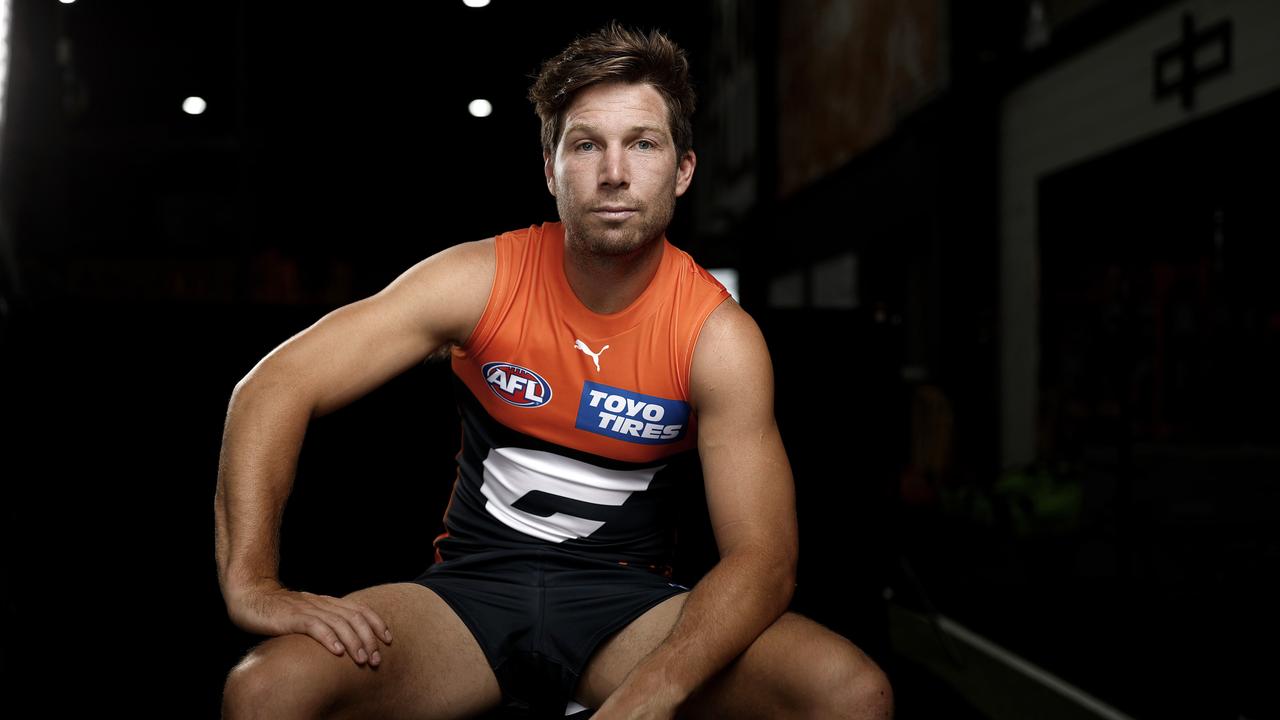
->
<box><xmin>574</xmin><ymin>339</ymin><xmax>610</xmax><ymax>372</ymax></box>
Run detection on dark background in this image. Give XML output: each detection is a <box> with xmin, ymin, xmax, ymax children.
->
<box><xmin>1</xmin><ymin>1</ymin><xmax>1276</xmax><ymax>718</ymax></box>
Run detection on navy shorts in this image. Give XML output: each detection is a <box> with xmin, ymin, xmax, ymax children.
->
<box><xmin>411</xmin><ymin>545</ymin><xmax>690</xmax><ymax>717</ymax></box>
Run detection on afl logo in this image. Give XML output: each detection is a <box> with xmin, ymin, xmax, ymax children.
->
<box><xmin>482</xmin><ymin>362</ymin><xmax>552</xmax><ymax>408</ymax></box>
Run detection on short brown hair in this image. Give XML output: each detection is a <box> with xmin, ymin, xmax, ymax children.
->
<box><xmin>528</xmin><ymin>21</ymin><xmax>696</xmax><ymax>161</ymax></box>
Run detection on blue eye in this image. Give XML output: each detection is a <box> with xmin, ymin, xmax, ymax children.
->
<box><xmin>578</xmin><ymin>141</ymin><xmax>595</xmax><ymax>152</ymax></box>
<box><xmin>637</xmin><ymin>140</ymin><xmax>654</xmax><ymax>150</ymax></box>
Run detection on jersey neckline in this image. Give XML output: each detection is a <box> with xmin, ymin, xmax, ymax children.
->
<box><xmin>542</xmin><ymin>221</ymin><xmax>673</xmax><ymax>338</ymax></box>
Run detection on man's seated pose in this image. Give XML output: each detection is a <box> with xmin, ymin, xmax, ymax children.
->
<box><xmin>215</xmin><ymin>21</ymin><xmax>894</xmax><ymax>719</ymax></box>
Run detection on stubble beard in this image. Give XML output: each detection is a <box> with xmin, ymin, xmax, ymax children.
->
<box><xmin>558</xmin><ymin>187</ymin><xmax>676</xmax><ymax>261</ymax></box>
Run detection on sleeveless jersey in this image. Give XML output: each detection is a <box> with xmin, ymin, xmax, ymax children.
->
<box><xmin>434</xmin><ymin>221</ymin><xmax>730</xmax><ymax>576</ymax></box>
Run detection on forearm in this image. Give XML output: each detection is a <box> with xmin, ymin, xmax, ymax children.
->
<box><xmin>629</xmin><ymin>550</ymin><xmax>795</xmax><ymax>707</ymax></box>
<box><xmin>214</xmin><ymin>372</ymin><xmax>313</xmax><ymax>602</ymax></box>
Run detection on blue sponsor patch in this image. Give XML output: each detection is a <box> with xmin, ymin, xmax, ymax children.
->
<box><xmin>575</xmin><ymin>382</ymin><xmax>689</xmax><ymax>444</ymax></box>
<box><xmin>482</xmin><ymin>362</ymin><xmax>552</xmax><ymax>408</ymax></box>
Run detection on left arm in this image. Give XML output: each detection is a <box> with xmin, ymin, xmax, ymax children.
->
<box><xmin>595</xmin><ymin>299</ymin><xmax>799</xmax><ymax>718</ymax></box>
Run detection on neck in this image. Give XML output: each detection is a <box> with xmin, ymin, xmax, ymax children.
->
<box><xmin>562</xmin><ymin>233</ymin><xmax>665</xmax><ymax>315</ymax></box>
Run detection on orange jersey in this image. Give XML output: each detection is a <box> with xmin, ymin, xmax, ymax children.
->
<box><xmin>434</xmin><ymin>221</ymin><xmax>730</xmax><ymax>573</ymax></box>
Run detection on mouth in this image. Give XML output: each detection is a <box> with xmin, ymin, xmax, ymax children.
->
<box><xmin>592</xmin><ymin>207</ymin><xmax>637</xmax><ymax>221</ymax></box>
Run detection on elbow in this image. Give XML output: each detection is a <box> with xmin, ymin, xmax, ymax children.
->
<box><xmin>230</xmin><ymin>375</ymin><xmax>257</xmax><ymax>401</ymax></box>
<box><xmin>232</xmin><ymin>353</ymin><xmax>276</xmax><ymax>396</ymax></box>
<box><xmin>777</xmin><ymin>560</ymin><xmax>797</xmax><ymax>608</ymax></box>
<box><xmin>753</xmin><ymin>549</ymin><xmax>797</xmax><ymax>611</ymax></box>
<box><xmin>720</xmin><ymin>537</ymin><xmax>798</xmax><ymax>611</ymax></box>
<box><xmin>776</xmin><ymin>541</ymin><xmax>799</xmax><ymax>608</ymax></box>
<box><xmin>229</xmin><ymin>370</ymin><xmax>264</xmax><ymax>408</ymax></box>
<box><xmin>229</xmin><ymin>363</ymin><xmax>313</xmax><ymax>417</ymax></box>
<box><xmin>231</xmin><ymin>361</ymin><xmax>279</xmax><ymax>398</ymax></box>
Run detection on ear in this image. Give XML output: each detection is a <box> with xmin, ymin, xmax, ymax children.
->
<box><xmin>544</xmin><ymin>151</ymin><xmax>557</xmax><ymax>197</ymax></box>
<box><xmin>674</xmin><ymin>149</ymin><xmax>697</xmax><ymax>198</ymax></box>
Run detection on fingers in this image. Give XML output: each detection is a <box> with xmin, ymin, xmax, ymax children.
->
<box><xmin>292</xmin><ymin>594</ymin><xmax>392</xmax><ymax>668</ymax></box>
<box><xmin>299</xmin><ymin>614</ymin><xmax>350</xmax><ymax>659</ymax></box>
<box><xmin>355</xmin><ymin>603</ymin><xmax>394</xmax><ymax>646</ymax></box>
<box><xmin>326</xmin><ymin>603</ymin><xmax>384</xmax><ymax>666</ymax></box>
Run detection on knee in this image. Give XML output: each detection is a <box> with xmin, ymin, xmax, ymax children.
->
<box><xmin>222</xmin><ymin>641</ymin><xmax>326</xmax><ymax>719</ymax></box>
<box><xmin>843</xmin><ymin>659</ymin><xmax>893</xmax><ymax>720</ymax></box>
<box><xmin>812</xmin><ymin>645</ymin><xmax>894</xmax><ymax>720</ymax></box>
<box><xmin>223</xmin><ymin>646</ymin><xmax>285</xmax><ymax>719</ymax></box>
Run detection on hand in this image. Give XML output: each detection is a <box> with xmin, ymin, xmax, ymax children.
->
<box><xmin>226</xmin><ymin>582</ymin><xmax>393</xmax><ymax>668</ymax></box>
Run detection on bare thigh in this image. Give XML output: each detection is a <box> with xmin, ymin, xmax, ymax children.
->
<box><xmin>574</xmin><ymin>594</ymin><xmax>888</xmax><ymax>718</ymax></box>
<box><xmin>223</xmin><ymin>583</ymin><xmax>501</xmax><ymax>720</ymax></box>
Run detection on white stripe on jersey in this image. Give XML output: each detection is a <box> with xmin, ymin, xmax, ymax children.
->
<box><xmin>480</xmin><ymin>446</ymin><xmax>666</xmax><ymax>543</ymax></box>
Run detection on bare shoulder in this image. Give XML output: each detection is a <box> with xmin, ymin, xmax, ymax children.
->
<box><xmin>378</xmin><ymin>237</ymin><xmax>496</xmax><ymax>347</ymax></box>
<box><xmin>391</xmin><ymin>237</ymin><xmax>495</xmax><ymax>295</ymax></box>
<box><xmin>435</xmin><ymin>236</ymin><xmax>496</xmax><ymax>274</ymax></box>
<box><xmin>238</xmin><ymin>237</ymin><xmax>498</xmax><ymax>417</ymax></box>
<box><xmin>689</xmin><ymin>299</ymin><xmax>773</xmax><ymax>413</ymax></box>
<box><xmin>694</xmin><ymin>298</ymin><xmax>764</xmax><ymax>351</ymax></box>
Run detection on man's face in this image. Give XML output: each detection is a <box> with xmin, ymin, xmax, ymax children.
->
<box><xmin>544</xmin><ymin>82</ymin><xmax>695</xmax><ymax>258</ymax></box>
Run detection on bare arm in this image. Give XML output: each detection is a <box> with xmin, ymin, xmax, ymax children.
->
<box><xmin>213</xmin><ymin>238</ymin><xmax>494</xmax><ymax>664</ymax></box>
<box><xmin>595</xmin><ymin>299</ymin><xmax>799</xmax><ymax>715</ymax></box>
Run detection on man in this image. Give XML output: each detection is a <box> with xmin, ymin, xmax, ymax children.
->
<box><xmin>216</xmin><ymin>21</ymin><xmax>893</xmax><ymax>719</ymax></box>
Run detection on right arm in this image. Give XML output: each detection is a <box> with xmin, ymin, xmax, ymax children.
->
<box><xmin>214</xmin><ymin>238</ymin><xmax>494</xmax><ymax>666</ymax></box>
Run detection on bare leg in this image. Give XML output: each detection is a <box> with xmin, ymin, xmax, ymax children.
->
<box><xmin>223</xmin><ymin>583</ymin><xmax>502</xmax><ymax>719</ymax></box>
<box><xmin>574</xmin><ymin>594</ymin><xmax>893</xmax><ymax>719</ymax></box>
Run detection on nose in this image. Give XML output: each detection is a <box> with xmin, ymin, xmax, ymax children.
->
<box><xmin>598</xmin><ymin>145</ymin><xmax>629</xmax><ymax>188</ymax></box>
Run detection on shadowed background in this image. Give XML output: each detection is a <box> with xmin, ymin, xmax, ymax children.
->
<box><xmin>1</xmin><ymin>1</ymin><xmax>1277</xmax><ymax>718</ymax></box>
